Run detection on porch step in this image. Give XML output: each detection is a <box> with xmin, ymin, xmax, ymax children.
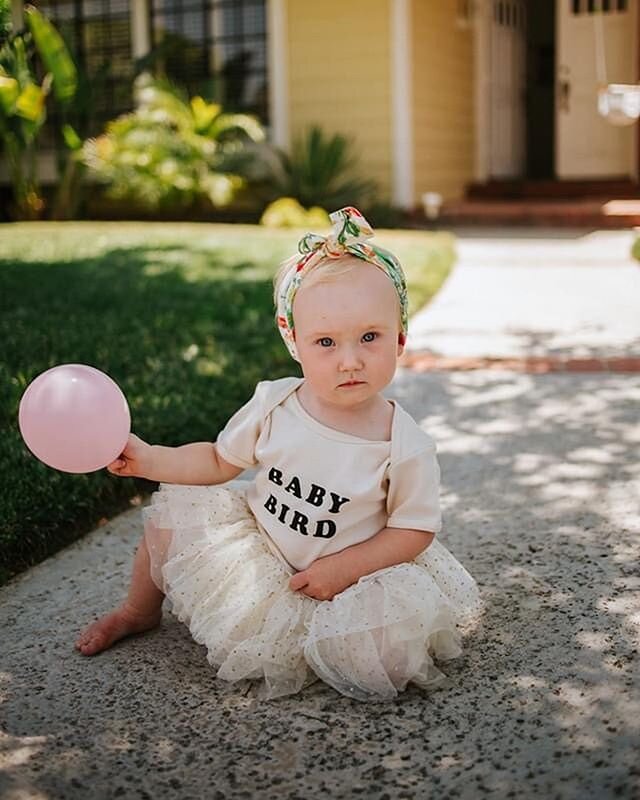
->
<box><xmin>467</xmin><ymin>179</ymin><xmax>640</xmax><ymax>200</ymax></box>
<box><xmin>437</xmin><ymin>198</ymin><xmax>640</xmax><ymax>228</ymax></box>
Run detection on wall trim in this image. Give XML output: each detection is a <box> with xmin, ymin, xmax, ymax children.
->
<box><xmin>267</xmin><ymin>0</ymin><xmax>289</xmax><ymax>150</ymax></box>
<box><xmin>391</xmin><ymin>0</ymin><xmax>414</xmax><ymax>208</ymax></box>
<box><xmin>474</xmin><ymin>0</ymin><xmax>490</xmax><ymax>182</ymax></box>
<box><xmin>11</xmin><ymin>0</ymin><xmax>23</xmax><ymax>32</ymax></box>
<box><xmin>131</xmin><ymin>0</ymin><xmax>151</xmax><ymax>60</ymax></box>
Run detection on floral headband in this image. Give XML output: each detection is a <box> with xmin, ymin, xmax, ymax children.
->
<box><xmin>275</xmin><ymin>206</ymin><xmax>408</xmax><ymax>361</ymax></box>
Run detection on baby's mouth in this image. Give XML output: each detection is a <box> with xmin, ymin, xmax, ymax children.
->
<box><xmin>338</xmin><ymin>380</ymin><xmax>366</xmax><ymax>387</ymax></box>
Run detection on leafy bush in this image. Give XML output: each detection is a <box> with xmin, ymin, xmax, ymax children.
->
<box><xmin>82</xmin><ymin>73</ymin><xmax>266</xmax><ymax>211</ymax></box>
<box><xmin>260</xmin><ymin>197</ymin><xmax>330</xmax><ymax>229</ymax></box>
<box><xmin>0</xmin><ymin>6</ymin><xmax>78</xmax><ymax>219</ymax></box>
<box><xmin>0</xmin><ymin>0</ymin><xmax>11</xmax><ymax>41</ymax></box>
<box><xmin>263</xmin><ymin>125</ymin><xmax>377</xmax><ymax>211</ymax></box>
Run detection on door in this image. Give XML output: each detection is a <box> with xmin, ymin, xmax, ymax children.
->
<box><xmin>489</xmin><ymin>0</ymin><xmax>527</xmax><ymax>178</ymax></box>
<box><xmin>556</xmin><ymin>0</ymin><xmax>638</xmax><ymax>178</ymax></box>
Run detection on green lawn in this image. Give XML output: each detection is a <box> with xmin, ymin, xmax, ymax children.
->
<box><xmin>0</xmin><ymin>222</ymin><xmax>455</xmax><ymax>584</ymax></box>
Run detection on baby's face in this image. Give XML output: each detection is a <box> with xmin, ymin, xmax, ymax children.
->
<box><xmin>292</xmin><ymin>263</ymin><xmax>404</xmax><ymax>410</ymax></box>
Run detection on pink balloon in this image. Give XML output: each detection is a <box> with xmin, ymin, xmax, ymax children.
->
<box><xmin>18</xmin><ymin>364</ymin><xmax>131</xmax><ymax>474</ymax></box>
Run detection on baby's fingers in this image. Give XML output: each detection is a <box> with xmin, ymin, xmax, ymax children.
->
<box><xmin>107</xmin><ymin>458</ymin><xmax>127</xmax><ymax>475</ymax></box>
<box><xmin>289</xmin><ymin>571</ymin><xmax>309</xmax><ymax>592</ymax></box>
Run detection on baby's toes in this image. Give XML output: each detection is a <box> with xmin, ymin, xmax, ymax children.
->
<box><xmin>75</xmin><ymin>624</ymin><xmax>102</xmax><ymax>654</ymax></box>
<box><xmin>75</xmin><ymin>617</ymin><xmax>115</xmax><ymax>655</ymax></box>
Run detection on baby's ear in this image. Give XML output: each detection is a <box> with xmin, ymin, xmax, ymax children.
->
<box><xmin>397</xmin><ymin>332</ymin><xmax>406</xmax><ymax>355</ymax></box>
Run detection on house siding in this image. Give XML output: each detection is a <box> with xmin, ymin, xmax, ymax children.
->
<box><xmin>285</xmin><ymin>0</ymin><xmax>393</xmax><ymax>201</ymax></box>
<box><xmin>411</xmin><ymin>0</ymin><xmax>474</xmax><ymax>202</ymax></box>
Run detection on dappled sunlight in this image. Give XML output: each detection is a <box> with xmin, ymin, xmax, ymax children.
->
<box><xmin>537</xmin><ymin>480</ymin><xmax>602</xmax><ymax>503</ymax></box>
<box><xmin>597</xmin><ymin>592</ymin><xmax>640</xmax><ymax>640</ymax></box>
<box><xmin>550</xmin><ymin>678</ymin><xmax>640</xmax><ymax>746</ymax></box>
<box><xmin>538</xmin><ymin>461</ymin><xmax>605</xmax><ymax>480</ymax></box>
<box><xmin>446</xmin><ymin>372</ymin><xmax>532</xmax><ymax>408</ymax></box>
<box><xmin>511</xmin><ymin>674</ymin><xmax>548</xmax><ymax>689</ymax></box>
<box><xmin>173</xmin><ymin>339</ymin><xmax>229</xmax><ymax>376</ymax></box>
<box><xmin>389</xmin><ymin>368</ymin><xmax>639</xmax><ymax>786</ymax></box>
<box><xmin>0</xmin><ymin>729</ymin><xmax>48</xmax><ymax>770</ymax></box>
<box><xmin>512</xmin><ymin>452</ymin><xmax>555</xmax><ymax>473</ymax></box>
<box><xmin>576</xmin><ymin>630</ymin><xmax>616</xmax><ymax>651</ymax></box>
<box><xmin>195</xmin><ymin>355</ymin><xmax>228</xmax><ymax>378</ymax></box>
<box><xmin>471</xmin><ymin>417</ymin><xmax>523</xmax><ymax>436</ymax></box>
<box><xmin>499</xmin><ymin>565</ymin><xmax>569</xmax><ymax>597</ymax></box>
<box><xmin>426</xmin><ymin>429</ymin><xmax>490</xmax><ymax>455</ymax></box>
<box><xmin>139</xmin><ymin>247</ymin><xmax>265</xmax><ymax>284</ymax></box>
<box><xmin>566</xmin><ymin>446</ymin><xmax>616</xmax><ymax>465</ymax></box>
<box><xmin>3</xmin><ymin>786</ymin><xmax>50</xmax><ymax>800</ymax></box>
<box><xmin>0</xmin><ymin>672</ymin><xmax>12</xmax><ymax>705</ymax></box>
<box><xmin>0</xmin><ymin>711</ymin><xmax>184</xmax><ymax>798</ymax></box>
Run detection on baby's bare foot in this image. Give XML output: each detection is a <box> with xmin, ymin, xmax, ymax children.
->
<box><xmin>75</xmin><ymin>604</ymin><xmax>162</xmax><ymax>656</ymax></box>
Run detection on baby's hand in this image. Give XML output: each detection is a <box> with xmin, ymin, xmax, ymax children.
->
<box><xmin>289</xmin><ymin>554</ymin><xmax>355</xmax><ymax>601</ymax></box>
<box><xmin>107</xmin><ymin>433</ymin><xmax>153</xmax><ymax>479</ymax></box>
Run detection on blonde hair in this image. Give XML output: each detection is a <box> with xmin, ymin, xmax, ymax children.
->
<box><xmin>273</xmin><ymin>254</ymin><xmax>402</xmax><ymax>330</ymax></box>
<box><xmin>272</xmin><ymin>253</ymin><xmax>361</xmax><ymax>309</ymax></box>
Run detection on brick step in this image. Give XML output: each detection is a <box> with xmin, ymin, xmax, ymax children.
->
<box><xmin>467</xmin><ymin>179</ymin><xmax>640</xmax><ymax>200</ymax></box>
<box><xmin>400</xmin><ymin>353</ymin><xmax>640</xmax><ymax>373</ymax></box>
<box><xmin>437</xmin><ymin>199</ymin><xmax>640</xmax><ymax>228</ymax></box>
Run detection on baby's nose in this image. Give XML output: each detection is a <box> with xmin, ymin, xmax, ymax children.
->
<box><xmin>339</xmin><ymin>345</ymin><xmax>364</xmax><ymax>370</ymax></box>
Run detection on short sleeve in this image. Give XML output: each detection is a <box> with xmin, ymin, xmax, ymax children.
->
<box><xmin>216</xmin><ymin>383</ymin><xmax>268</xmax><ymax>469</ymax></box>
<box><xmin>386</xmin><ymin>446</ymin><xmax>442</xmax><ymax>534</ymax></box>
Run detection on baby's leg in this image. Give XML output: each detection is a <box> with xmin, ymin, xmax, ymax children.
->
<box><xmin>75</xmin><ymin>524</ymin><xmax>165</xmax><ymax>656</ymax></box>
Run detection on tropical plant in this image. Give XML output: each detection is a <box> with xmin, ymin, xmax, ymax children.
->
<box><xmin>50</xmin><ymin>120</ymin><xmax>86</xmax><ymax>220</ymax></box>
<box><xmin>0</xmin><ymin>5</ymin><xmax>77</xmax><ymax>219</ymax></box>
<box><xmin>48</xmin><ymin>47</ymin><xmax>114</xmax><ymax>220</ymax></box>
<box><xmin>0</xmin><ymin>0</ymin><xmax>11</xmax><ymax>43</ymax></box>
<box><xmin>263</xmin><ymin>126</ymin><xmax>377</xmax><ymax>211</ymax></box>
<box><xmin>82</xmin><ymin>73</ymin><xmax>266</xmax><ymax>211</ymax></box>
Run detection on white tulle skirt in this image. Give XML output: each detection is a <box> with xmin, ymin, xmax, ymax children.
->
<box><xmin>142</xmin><ymin>482</ymin><xmax>483</xmax><ymax>702</ymax></box>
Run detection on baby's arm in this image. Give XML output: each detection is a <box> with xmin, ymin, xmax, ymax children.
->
<box><xmin>108</xmin><ymin>433</ymin><xmax>244</xmax><ymax>485</ymax></box>
<box><xmin>289</xmin><ymin>527</ymin><xmax>434</xmax><ymax>601</ymax></box>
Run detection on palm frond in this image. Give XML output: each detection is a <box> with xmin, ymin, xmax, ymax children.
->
<box><xmin>265</xmin><ymin>125</ymin><xmax>376</xmax><ymax>211</ymax></box>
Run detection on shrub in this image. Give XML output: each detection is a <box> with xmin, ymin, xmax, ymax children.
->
<box><xmin>260</xmin><ymin>197</ymin><xmax>330</xmax><ymax>229</ymax></box>
<box><xmin>0</xmin><ymin>6</ymin><xmax>78</xmax><ymax>219</ymax></box>
<box><xmin>262</xmin><ymin>126</ymin><xmax>376</xmax><ymax>211</ymax></box>
<box><xmin>82</xmin><ymin>73</ymin><xmax>265</xmax><ymax>211</ymax></box>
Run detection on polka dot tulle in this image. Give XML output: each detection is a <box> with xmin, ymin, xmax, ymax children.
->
<box><xmin>143</xmin><ymin>484</ymin><xmax>483</xmax><ymax>702</ymax></box>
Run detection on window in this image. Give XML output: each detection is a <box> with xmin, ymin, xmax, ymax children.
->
<box><xmin>571</xmin><ymin>0</ymin><xmax>628</xmax><ymax>13</ymax></box>
<box><xmin>32</xmin><ymin>0</ymin><xmax>134</xmax><ymax>148</ymax></box>
<box><xmin>149</xmin><ymin>0</ymin><xmax>268</xmax><ymax>122</ymax></box>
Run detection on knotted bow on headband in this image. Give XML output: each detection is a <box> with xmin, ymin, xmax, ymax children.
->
<box><xmin>276</xmin><ymin>206</ymin><xmax>408</xmax><ymax>361</ymax></box>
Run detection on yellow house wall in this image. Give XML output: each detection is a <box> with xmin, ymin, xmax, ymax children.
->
<box><xmin>285</xmin><ymin>0</ymin><xmax>393</xmax><ymax>201</ymax></box>
<box><xmin>411</xmin><ymin>1</ymin><xmax>475</xmax><ymax>202</ymax></box>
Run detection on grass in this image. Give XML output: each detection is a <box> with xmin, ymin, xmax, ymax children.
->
<box><xmin>0</xmin><ymin>222</ymin><xmax>455</xmax><ymax>585</ymax></box>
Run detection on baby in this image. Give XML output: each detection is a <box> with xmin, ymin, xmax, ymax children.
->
<box><xmin>76</xmin><ymin>207</ymin><xmax>481</xmax><ymax>701</ymax></box>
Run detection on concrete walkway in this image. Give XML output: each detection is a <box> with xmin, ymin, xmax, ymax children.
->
<box><xmin>1</xmin><ymin>230</ymin><xmax>639</xmax><ymax>799</ymax></box>
<box><xmin>407</xmin><ymin>228</ymin><xmax>640</xmax><ymax>360</ymax></box>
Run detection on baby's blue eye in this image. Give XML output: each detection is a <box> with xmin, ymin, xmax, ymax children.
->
<box><xmin>318</xmin><ymin>337</ymin><xmax>334</xmax><ymax>347</ymax></box>
<box><xmin>362</xmin><ymin>332</ymin><xmax>377</xmax><ymax>343</ymax></box>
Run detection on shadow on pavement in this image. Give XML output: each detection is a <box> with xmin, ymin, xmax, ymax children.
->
<box><xmin>0</xmin><ymin>369</ymin><xmax>638</xmax><ymax>799</ymax></box>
